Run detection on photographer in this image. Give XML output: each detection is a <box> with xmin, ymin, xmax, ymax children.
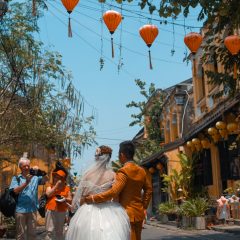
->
<box><xmin>9</xmin><ymin>155</ymin><xmax>48</xmax><ymax>240</ymax></box>
<box><xmin>45</xmin><ymin>170</ymin><xmax>72</xmax><ymax>240</ymax></box>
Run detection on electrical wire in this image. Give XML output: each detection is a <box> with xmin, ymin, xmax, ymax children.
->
<box><xmin>47</xmin><ymin>1</ymin><xmax>185</xmax><ymax>65</ymax></box>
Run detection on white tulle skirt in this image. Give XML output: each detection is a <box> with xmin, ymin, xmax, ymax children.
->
<box><xmin>66</xmin><ymin>202</ymin><xmax>130</xmax><ymax>240</ymax></box>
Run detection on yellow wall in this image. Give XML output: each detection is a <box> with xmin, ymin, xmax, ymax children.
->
<box><xmin>165</xmin><ymin>148</ymin><xmax>182</xmax><ymax>174</ymax></box>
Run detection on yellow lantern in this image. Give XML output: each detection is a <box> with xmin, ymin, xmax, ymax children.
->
<box><xmin>148</xmin><ymin>167</ymin><xmax>155</xmax><ymax>174</ymax></box>
<box><xmin>227</xmin><ymin>122</ymin><xmax>238</xmax><ymax>133</ymax></box>
<box><xmin>192</xmin><ymin>138</ymin><xmax>200</xmax><ymax>145</ymax></box>
<box><xmin>201</xmin><ymin>139</ymin><xmax>210</xmax><ymax>149</ymax></box>
<box><xmin>186</xmin><ymin>141</ymin><xmax>193</xmax><ymax>148</ymax></box>
<box><xmin>216</xmin><ymin>121</ymin><xmax>226</xmax><ymax>130</ymax></box>
<box><xmin>219</xmin><ymin>129</ymin><xmax>228</xmax><ymax>140</ymax></box>
<box><xmin>192</xmin><ymin>138</ymin><xmax>202</xmax><ymax>151</ymax></box>
<box><xmin>208</xmin><ymin>127</ymin><xmax>218</xmax><ymax>136</ymax></box>
<box><xmin>212</xmin><ymin>134</ymin><xmax>221</xmax><ymax>143</ymax></box>
<box><xmin>187</xmin><ymin>141</ymin><xmax>196</xmax><ymax>151</ymax></box>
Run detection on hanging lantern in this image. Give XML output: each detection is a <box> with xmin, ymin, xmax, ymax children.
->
<box><xmin>103</xmin><ymin>10</ymin><xmax>122</xmax><ymax>58</ymax></box>
<box><xmin>201</xmin><ymin>139</ymin><xmax>210</xmax><ymax>149</ymax></box>
<box><xmin>224</xmin><ymin>34</ymin><xmax>240</xmax><ymax>79</ymax></box>
<box><xmin>207</xmin><ymin>127</ymin><xmax>218</xmax><ymax>136</ymax></box>
<box><xmin>216</xmin><ymin>121</ymin><xmax>227</xmax><ymax>130</ymax></box>
<box><xmin>61</xmin><ymin>0</ymin><xmax>80</xmax><ymax>37</ymax></box>
<box><xmin>148</xmin><ymin>167</ymin><xmax>155</xmax><ymax>174</ymax></box>
<box><xmin>192</xmin><ymin>138</ymin><xmax>202</xmax><ymax>151</ymax></box>
<box><xmin>184</xmin><ymin>32</ymin><xmax>203</xmax><ymax>77</ymax></box>
<box><xmin>187</xmin><ymin>141</ymin><xmax>195</xmax><ymax>152</ymax></box>
<box><xmin>212</xmin><ymin>134</ymin><xmax>221</xmax><ymax>143</ymax></box>
<box><xmin>139</xmin><ymin>24</ymin><xmax>159</xmax><ymax>70</ymax></box>
<box><xmin>156</xmin><ymin>163</ymin><xmax>163</xmax><ymax>171</ymax></box>
<box><xmin>219</xmin><ymin>129</ymin><xmax>228</xmax><ymax>140</ymax></box>
<box><xmin>227</xmin><ymin>122</ymin><xmax>238</xmax><ymax>134</ymax></box>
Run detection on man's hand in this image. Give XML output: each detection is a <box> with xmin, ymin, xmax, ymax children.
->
<box><xmin>26</xmin><ymin>174</ymin><xmax>33</xmax><ymax>184</ymax></box>
<box><xmin>84</xmin><ymin>195</ymin><xmax>93</xmax><ymax>204</ymax></box>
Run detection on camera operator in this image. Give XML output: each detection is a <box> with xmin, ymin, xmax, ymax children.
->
<box><xmin>9</xmin><ymin>155</ymin><xmax>48</xmax><ymax>240</ymax></box>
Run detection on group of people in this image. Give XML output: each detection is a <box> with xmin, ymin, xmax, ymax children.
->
<box><xmin>10</xmin><ymin>140</ymin><xmax>152</xmax><ymax>240</ymax></box>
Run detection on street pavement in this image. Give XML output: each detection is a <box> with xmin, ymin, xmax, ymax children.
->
<box><xmin>142</xmin><ymin>224</ymin><xmax>240</xmax><ymax>240</ymax></box>
<box><xmin>1</xmin><ymin>224</ymin><xmax>240</xmax><ymax>239</ymax></box>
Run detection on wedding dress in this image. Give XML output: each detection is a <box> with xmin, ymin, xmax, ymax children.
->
<box><xmin>66</xmin><ymin>181</ymin><xmax>130</xmax><ymax>240</ymax></box>
<box><xmin>66</xmin><ymin>148</ymin><xmax>130</xmax><ymax>240</ymax></box>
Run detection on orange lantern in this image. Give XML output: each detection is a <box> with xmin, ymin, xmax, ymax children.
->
<box><xmin>103</xmin><ymin>10</ymin><xmax>122</xmax><ymax>58</ymax></box>
<box><xmin>224</xmin><ymin>34</ymin><xmax>240</xmax><ymax>79</ymax></box>
<box><xmin>227</xmin><ymin>122</ymin><xmax>238</xmax><ymax>133</ymax></box>
<box><xmin>139</xmin><ymin>24</ymin><xmax>159</xmax><ymax>70</ymax></box>
<box><xmin>201</xmin><ymin>139</ymin><xmax>210</xmax><ymax>149</ymax></box>
<box><xmin>215</xmin><ymin>121</ymin><xmax>226</xmax><ymax>130</ymax></box>
<box><xmin>148</xmin><ymin>167</ymin><xmax>155</xmax><ymax>174</ymax></box>
<box><xmin>184</xmin><ymin>32</ymin><xmax>203</xmax><ymax>77</ymax></box>
<box><xmin>61</xmin><ymin>0</ymin><xmax>80</xmax><ymax>37</ymax></box>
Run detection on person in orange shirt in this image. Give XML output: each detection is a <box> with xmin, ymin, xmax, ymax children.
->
<box><xmin>45</xmin><ymin>170</ymin><xmax>72</xmax><ymax>240</ymax></box>
<box><xmin>85</xmin><ymin>140</ymin><xmax>152</xmax><ymax>240</ymax></box>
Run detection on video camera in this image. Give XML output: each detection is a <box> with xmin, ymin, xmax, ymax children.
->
<box><xmin>29</xmin><ymin>168</ymin><xmax>47</xmax><ymax>177</ymax></box>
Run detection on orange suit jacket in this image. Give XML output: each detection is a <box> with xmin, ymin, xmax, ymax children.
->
<box><xmin>88</xmin><ymin>162</ymin><xmax>152</xmax><ymax>222</ymax></box>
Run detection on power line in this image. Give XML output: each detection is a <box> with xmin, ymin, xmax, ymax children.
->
<box><xmin>86</xmin><ymin>0</ymin><xmax>202</xmax><ymax>29</ymax></box>
<box><xmin>46</xmin><ymin>6</ymin><xmax>136</xmax><ymax>79</ymax></box>
<box><xmin>48</xmin><ymin>1</ymin><xmax>184</xmax><ymax>65</ymax></box>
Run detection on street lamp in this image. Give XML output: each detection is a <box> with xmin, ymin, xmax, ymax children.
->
<box><xmin>0</xmin><ymin>0</ymin><xmax>8</xmax><ymax>19</ymax></box>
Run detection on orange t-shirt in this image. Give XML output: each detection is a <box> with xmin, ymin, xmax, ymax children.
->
<box><xmin>46</xmin><ymin>185</ymin><xmax>70</xmax><ymax>212</ymax></box>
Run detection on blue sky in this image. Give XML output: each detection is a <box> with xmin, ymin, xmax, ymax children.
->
<box><xmin>37</xmin><ymin>0</ymin><xmax>202</xmax><ymax>174</ymax></box>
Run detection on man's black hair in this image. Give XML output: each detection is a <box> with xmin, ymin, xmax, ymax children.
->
<box><xmin>119</xmin><ymin>141</ymin><xmax>135</xmax><ymax>159</ymax></box>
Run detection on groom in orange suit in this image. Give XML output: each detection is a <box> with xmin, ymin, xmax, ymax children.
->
<box><xmin>85</xmin><ymin>140</ymin><xmax>152</xmax><ymax>240</ymax></box>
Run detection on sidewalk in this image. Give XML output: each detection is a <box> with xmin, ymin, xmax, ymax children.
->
<box><xmin>0</xmin><ymin>226</ymin><xmax>45</xmax><ymax>240</ymax></box>
<box><xmin>146</xmin><ymin>219</ymin><xmax>240</xmax><ymax>235</ymax></box>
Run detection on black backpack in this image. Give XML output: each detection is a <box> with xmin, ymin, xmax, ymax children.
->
<box><xmin>0</xmin><ymin>176</ymin><xmax>20</xmax><ymax>217</ymax></box>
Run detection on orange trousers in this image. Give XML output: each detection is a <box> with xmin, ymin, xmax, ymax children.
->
<box><xmin>130</xmin><ymin>221</ymin><xmax>143</xmax><ymax>240</ymax></box>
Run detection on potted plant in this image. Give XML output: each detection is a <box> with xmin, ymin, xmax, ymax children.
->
<box><xmin>159</xmin><ymin>202</ymin><xmax>178</xmax><ymax>223</ymax></box>
<box><xmin>180</xmin><ymin>198</ymin><xmax>209</xmax><ymax>230</ymax></box>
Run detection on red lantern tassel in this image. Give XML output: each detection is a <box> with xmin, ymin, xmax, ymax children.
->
<box><xmin>111</xmin><ymin>37</ymin><xmax>114</xmax><ymax>58</ymax></box>
<box><xmin>148</xmin><ymin>50</ymin><xmax>153</xmax><ymax>70</ymax></box>
<box><xmin>193</xmin><ymin>57</ymin><xmax>196</xmax><ymax>77</ymax></box>
<box><xmin>32</xmin><ymin>0</ymin><xmax>36</xmax><ymax>16</ymax></box>
<box><xmin>233</xmin><ymin>62</ymin><xmax>237</xmax><ymax>80</ymax></box>
<box><xmin>68</xmin><ymin>16</ymin><xmax>72</xmax><ymax>38</ymax></box>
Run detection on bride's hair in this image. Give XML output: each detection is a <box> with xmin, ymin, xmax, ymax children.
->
<box><xmin>71</xmin><ymin>145</ymin><xmax>114</xmax><ymax>211</ymax></box>
<box><xmin>95</xmin><ymin>145</ymin><xmax>112</xmax><ymax>163</ymax></box>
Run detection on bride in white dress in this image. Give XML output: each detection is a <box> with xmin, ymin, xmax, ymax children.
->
<box><xmin>66</xmin><ymin>145</ymin><xmax>130</xmax><ymax>240</ymax></box>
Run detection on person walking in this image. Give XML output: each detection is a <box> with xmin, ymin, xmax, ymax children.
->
<box><xmin>85</xmin><ymin>140</ymin><xmax>152</xmax><ymax>240</ymax></box>
<box><xmin>9</xmin><ymin>155</ymin><xmax>48</xmax><ymax>240</ymax></box>
<box><xmin>45</xmin><ymin>170</ymin><xmax>72</xmax><ymax>240</ymax></box>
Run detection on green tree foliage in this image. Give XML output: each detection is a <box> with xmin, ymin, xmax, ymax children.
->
<box><xmin>0</xmin><ymin>1</ymin><xmax>96</xmax><ymax>158</ymax></box>
<box><xmin>109</xmin><ymin>0</ymin><xmax>240</xmax><ymax>96</ymax></box>
<box><xmin>126</xmin><ymin>79</ymin><xmax>166</xmax><ymax>160</ymax></box>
